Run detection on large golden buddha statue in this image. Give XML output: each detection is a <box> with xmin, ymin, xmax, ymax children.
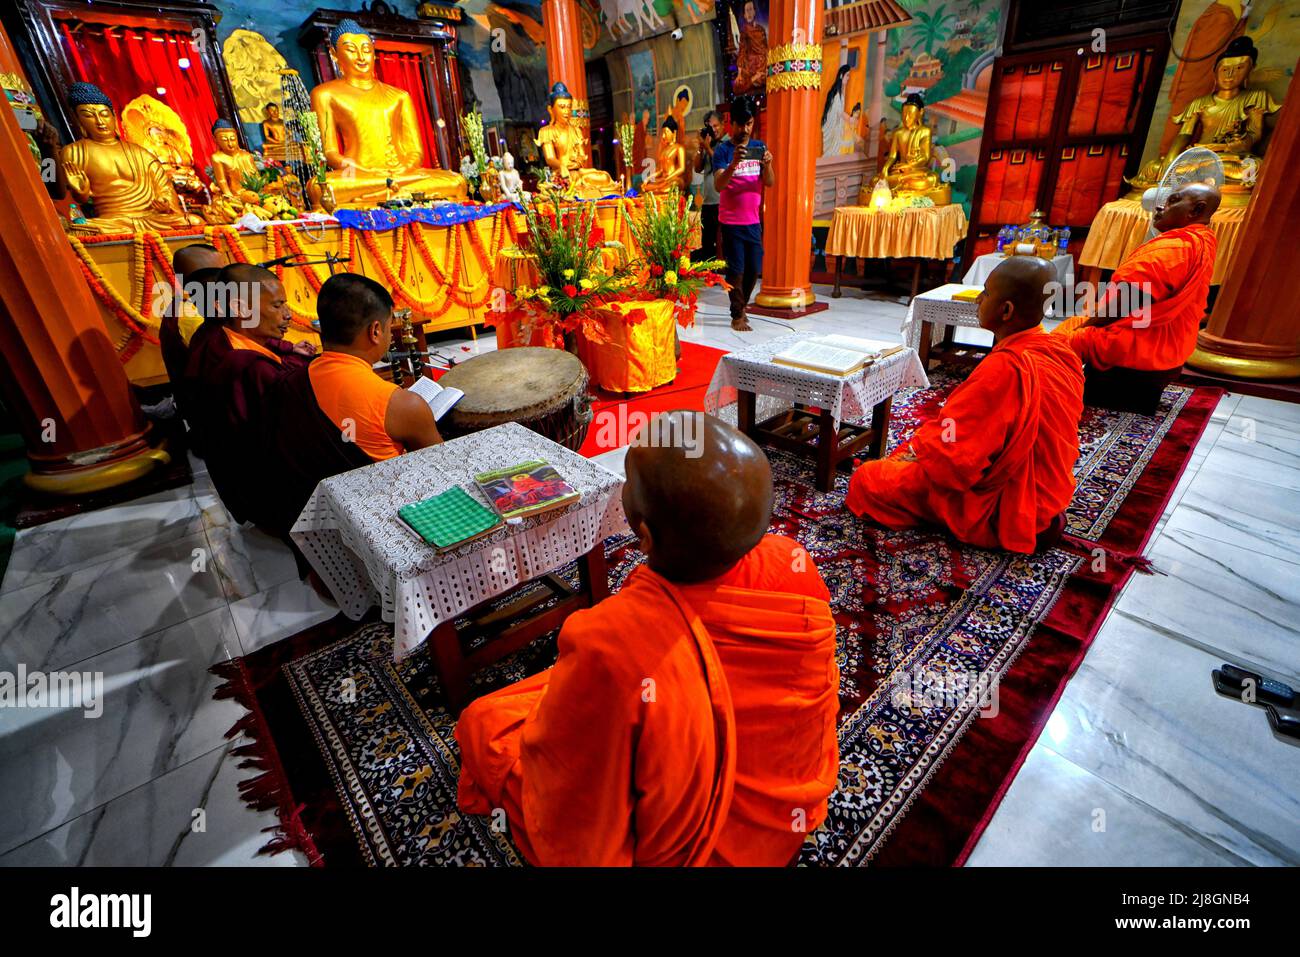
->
<box><xmin>641</xmin><ymin>116</ymin><xmax>690</xmax><ymax>196</ymax></box>
<box><xmin>536</xmin><ymin>81</ymin><xmax>621</xmax><ymax>200</ymax></box>
<box><xmin>1157</xmin><ymin>36</ymin><xmax>1280</xmax><ymax>206</ymax></box>
<box><xmin>310</xmin><ymin>19</ymin><xmax>466</xmax><ymax>206</ymax></box>
<box><xmin>875</xmin><ymin>93</ymin><xmax>950</xmax><ymax>205</ymax></box>
<box><xmin>59</xmin><ymin>83</ymin><xmax>202</xmax><ymax>235</ymax></box>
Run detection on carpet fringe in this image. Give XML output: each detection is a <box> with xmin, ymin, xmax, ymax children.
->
<box><xmin>210</xmin><ymin>657</ymin><xmax>326</xmax><ymax>866</ymax></box>
<box><xmin>1059</xmin><ymin>534</ymin><xmax>1159</xmax><ymax>575</ymax></box>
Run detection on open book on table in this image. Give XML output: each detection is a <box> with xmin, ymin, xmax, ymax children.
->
<box><xmin>771</xmin><ymin>336</ymin><xmax>905</xmax><ymax>376</ymax></box>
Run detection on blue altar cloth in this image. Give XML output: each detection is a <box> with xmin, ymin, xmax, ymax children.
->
<box><xmin>332</xmin><ymin>202</ymin><xmax>518</xmax><ymax>232</ymax></box>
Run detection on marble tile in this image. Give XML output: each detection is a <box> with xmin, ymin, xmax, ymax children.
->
<box><xmin>1111</xmin><ymin>527</ymin><xmax>1300</xmax><ymax>685</ymax></box>
<box><xmin>1</xmin><ymin>486</ymin><xmax>203</xmax><ymax>595</ymax></box>
<box><xmin>0</xmin><ymin>737</ymin><xmax>305</xmax><ymax>867</ymax></box>
<box><xmin>192</xmin><ymin>469</ymin><xmax>232</xmax><ymax>531</ymax></box>
<box><xmin>1149</xmin><ymin>398</ymin><xmax>1231</xmax><ymax>543</ymax></box>
<box><xmin>1162</xmin><ymin>469</ymin><xmax>1300</xmax><ymax>568</ymax></box>
<box><xmin>1197</xmin><ymin>405</ymin><xmax>1300</xmax><ymax>493</ymax></box>
<box><xmin>207</xmin><ymin>523</ymin><xmax>300</xmax><ymax>602</ymax></box>
<box><xmin>228</xmin><ymin>578</ymin><xmax>338</xmax><ymax>656</ymax></box>
<box><xmin>0</xmin><ymin>531</ymin><xmax>230</xmax><ymax>672</ymax></box>
<box><xmin>1032</xmin><ymin>602</ymin><xmax>1300</xmax><ymax>866</ymax></box>
<box><xmin>965</xmin><ymin>744</ymin><xmax>1242</xmax><ymax>866</ymax></box>
<box><xmin>0</xmin><ymin>607</ymin><xmax>243</xmax><ymax>856</ymax></box>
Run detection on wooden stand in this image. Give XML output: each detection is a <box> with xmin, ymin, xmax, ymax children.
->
<box><xmin>738</xmin><ymin>390</ymin><xmax>893</xmax><ymax>493</ymax></box>
<box><xmin>427</xmin><ymin>541</ymin><xmax>609</xmax><ymax>714</ymax></box>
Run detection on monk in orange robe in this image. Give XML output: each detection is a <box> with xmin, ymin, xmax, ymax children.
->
<box><xmin>257</xmin><ymin>272</ymin><xmax>443</xmax><ymax>539</ymax></box>
<box><xmin>457</xmin><ymin>411</ymin><xmax>840</xmax><ymax>866</ymax></box>
<box><xmin>1055</xmin><ymin>183</ymin><xmax>1219</xmax><ymax>374</ymax></box>
<box><xmin>848</xmin><ymin>257</ymin><xmax>1084</xmax><ymax>554</ymax></box>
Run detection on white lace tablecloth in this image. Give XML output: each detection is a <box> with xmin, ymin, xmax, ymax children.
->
<box><xmin>704</xmin><ymin>332</ymin><xmax>929</xmax><ymax>429</ymax></box>
<box><xmin>291</xmin><ymin>422</ymin><xmax>628</xmax><ymax>660</ymax></box>
<box><xmin>963</xmin><ymin>252</ymin><xmax>1073</xmax><ymax>288</ymax></box>
<box><xmin>902</xmin><ymin>283</ymin><xmax>982</xmax><ymax>351</ymax></box>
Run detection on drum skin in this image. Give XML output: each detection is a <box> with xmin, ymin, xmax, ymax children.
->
<box><xmin>438</xmin><ymin>347</ymin><xmax>594</xmax><ymax>451</ymax></box>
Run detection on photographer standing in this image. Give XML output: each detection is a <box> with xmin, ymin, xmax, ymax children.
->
<box><xmin>692</xmin><ymin>110</ymin><xmax>724</xmax><ymax>264</ymax></box>
<box><xmin>713</xmin><ymin>98</ymin><xmax>773</xmax><ymax>332</ymax></box>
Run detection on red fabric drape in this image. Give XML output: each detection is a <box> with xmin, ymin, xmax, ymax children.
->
<box><xmin>374</xmin><ymin>48</ymin><xmax>439</xmax><ymax>167</ymax></box>
<box><xmin>57</xmin><ymin>19</ymin><xmax>221</xmax><ymax>171</ymax></box>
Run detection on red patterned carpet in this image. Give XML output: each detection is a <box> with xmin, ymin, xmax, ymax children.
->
<box><xmin>214</xmin><ymin>370</ymin><xmax>1223</xmax><ymax>867</ymax></box>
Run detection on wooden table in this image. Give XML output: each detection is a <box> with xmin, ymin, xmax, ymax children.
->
<box><xmin>290</xmin><ymin>422</ymin><xmax>628</xmax><ymax>714</ymax></box>
<box><xmin>704</xmin><ymin>334</ymin><xmax>930</xmax><ymax>493</ymax></box>
<box><xmin>824</xmin><ymin>204</ymin><xmax>969</xmax><ymax>303</ymax></box>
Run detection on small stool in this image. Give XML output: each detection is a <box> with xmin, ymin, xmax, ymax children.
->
<box><xmin>1084</xmin><ymin>364</ymin><xmax>1182</xmax><ymax>416</ymax></box>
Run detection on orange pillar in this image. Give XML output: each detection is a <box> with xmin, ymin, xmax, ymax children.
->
<box><xmin>0</xmin><ymin>24</ymin><xmax>167</xmax><ymax>494</ymax></box>
<box><xmin>1188</xmin><ymin>64</ymin><xmax>1300</xmax><ymax>380</ymax></box>
<box><xmin>541</xmin><ymin>0</ymin><xmax>591</xmax><ymax>165</ymax></box>
<box><xmin>754</xmin><ymin>0</ymin><xmax>822</xmax><ymax>313</ymax></box>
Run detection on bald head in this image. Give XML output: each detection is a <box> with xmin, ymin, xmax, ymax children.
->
<box><xmin>978</xmin><ymin>256</ymin><xmax>1055</xmax><ymax>338</ymax></box>
<box><xmin>1154</xmin><ymin>181</ymin><xmax>1221</xmax><ymax>233</ymax></box>
<box><xmin>173</xmin><ymin>243</ymin><xmax>222</xmax><ymax>282</ymax></box>
<box><xmin>623</xmin><ymin>411</ymin><xmax>773</xmax><ymax>583</ymax></box>
<box><xmin>215</xmin><ymin>262</ymin><xmax>289</xmax><ymax>342</ymax></box>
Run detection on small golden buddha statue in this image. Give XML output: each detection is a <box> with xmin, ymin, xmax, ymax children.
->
<box><xmin>59</xmin><ymin>83</ymin><xmax>202</xmax><ymax>235</ymax></box>
<box><xmin>536</xmin><ymin>81</ymin><xmax>621</xmax><ymax>200</ymax></box>
<box><xmin>875</xmin><ymin>93</ymin><xmax>950</xmax><ymax>205</ymax></box>
<box><xmin>310</xmin><ymin>19</ymin><xmax>466</xmax><ymax>207</ymax></box>
<box><xmin>1158</xmin><ymin>36</ymin><xmax>1280</xmax><ymax>206</ymax></box>
<box><xmin>641</xmin><ymin>116</ymin><xmax>690</xmax><ymax>196</ymax></box>
<box><xmin>260</xmin><ymin>102</ymin><xmax>289</xmax><ymax>162</ymax></box>
<box><xmin>207</xmin><ymin>119</ymin><xmax>276</xmax><ymax>222</ymax></box>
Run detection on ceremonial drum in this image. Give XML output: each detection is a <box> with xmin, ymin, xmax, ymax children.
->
<box><xmin>438</xmin><ymin>347</ymin><xmax>593</xmax><ymax>451</ymax></box>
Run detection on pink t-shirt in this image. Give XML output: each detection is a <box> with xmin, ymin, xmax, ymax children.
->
<box><xmin>714</xmin><ymin>140</ymin><xmax>764</xmax><ymax>226</ymax></box>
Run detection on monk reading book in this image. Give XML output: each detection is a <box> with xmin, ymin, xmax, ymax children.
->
<box><xmin>257</xmin><ymin>273</ymin><xmax>442</xmax><ymax>539</ymax></box>
<box><xmin>847</xmin><ymin>257</ymin><xmax>1084</xmax><ymax>554</ymax></box>
<box><xmin>457</xmin><ymin>411</ymin><xmax>840</xmax><ymax>866</ymax></box>
<box><xmin>1055</xmin><ymin>182</ymin><xmax>1219</xmax><ymax>411</ymax></box>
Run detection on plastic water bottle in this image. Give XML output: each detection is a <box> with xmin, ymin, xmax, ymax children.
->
<box><xmin>1057</xmin><ymin>226</ymin><xmax>1071</xmax><ymax>254</ymax></box>
<box><xmin>995</xmin><ymin>225</ymin><xmax>1010</xmax><ymax>253</ymax></box>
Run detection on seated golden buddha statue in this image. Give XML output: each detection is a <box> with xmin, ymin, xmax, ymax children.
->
<box><xmin>641</xmin><ymin>116</ymin><xmax>690</xmax><ymax>196</ymax></box>
<box><xmin>59</xmin><ymin>83</ymin><xmax>202</xmax><ymax>235</ymax></box>
<box><xmin>206</xmin><ymin>119</ymin><xmax>276</xmax><ymax>222</ymax></box>
<box><xmin>310</xmin><ymin>19</ymin><xmax>466</xmax><ymax>206</ymax></box>
<box><xmin>875</xmin><ymin>93</ymin><xmax>950</xmax><ymax>205</ymax></box>
<box><xmin>536</xmin><ymin>81</ymin><xmax>621</xmax><ymax>200</ymax></box>
<box><xmin>1154</xmin><ymin>36</ymin><xmax>1280</xmax><ymax>207</ymax></box>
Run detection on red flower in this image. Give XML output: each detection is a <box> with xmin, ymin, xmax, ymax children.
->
<box><xmin>649</xmin><ymin>264</ymin><xmax>664</xmax><ymax>277</ymax></box>
<box><xmin>563</xmin><ymin>284</ymin><xmax>578</xmax><ymax>297</ymax></box>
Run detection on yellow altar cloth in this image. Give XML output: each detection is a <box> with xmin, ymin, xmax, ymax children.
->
<box><xmin>825</xmin><ymin>204</ymin><xmax>969</xmax><ymax>261</ymax></box>
<box><xmin>74</xmin><ymin>211</ymin><xmax>520</xmax><ymax>386</ymax></box>
<box><xmin>1079</xmin><ymin>198</ymin><xmax>1246</xmax><ymax>285</ymax></box>
<box><xmin>576</xmin><ymin>300</ymin><xmax>678</xmax><ymax>394</ymax></box>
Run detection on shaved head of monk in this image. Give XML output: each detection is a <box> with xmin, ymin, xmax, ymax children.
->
<box><xmin>977</xmin><ymin>256</ymin><xmax>1056</xmax><ymax>342</ymax></box>
<box><xmin>1154</xmin><ymin>181</ymin><xmax>1221</xmax><ymax>233</ymax></box>
<box><xmin>216</xmin><ymin>262</ymin><xmax>289</xmax><ymax>343</ymax></box>
<box><xmin>623</xmin><ymin>410</ymin><xmax>773</xmax><ymax>583</ymax></box>
<box><xmin>172</xmin><ymin>243</ymin><xmax>223</xmax><ymax>282</ymax></box>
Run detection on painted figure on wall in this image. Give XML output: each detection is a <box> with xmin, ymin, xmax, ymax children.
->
<box><xmin>821</xmin><ymin>60</ymin><xmax>864</xmax><ymax>157</ymax></box>
<box><xmin>732</xmin><ymin>0</ymin><xmax>768</xmax><ymax>95</ymax></box>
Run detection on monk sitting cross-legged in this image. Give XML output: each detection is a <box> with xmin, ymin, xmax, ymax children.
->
<box><xmin>257</xmin><ymin>273</ymin><xmax>443</xmax><ymax>539</ymax></box>
<box><xmin>847</xmin><ymin>257</ymin><xmax>1084</xmax><ymax>554</ymax></box>
<box><xmin>1055</xmin><ymin>182</ymin><xmax>1219</xmax><ymax>413</ymax></box>
<box><xmin>456</xmin><ymin>411</ymin><xmax>840</xmax><ymax>866</ymax></box>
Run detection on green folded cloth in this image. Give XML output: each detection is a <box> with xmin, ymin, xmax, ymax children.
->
<box><xmin>398</xmin><ymin>486</ymin><xmax>501</xmax><ymax>550</ymax></box>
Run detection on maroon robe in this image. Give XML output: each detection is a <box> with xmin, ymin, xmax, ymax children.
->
<box><xmin>187</xmin><ymin>327</ymin><xmax>310</xmax><ymax>526</ymax></box>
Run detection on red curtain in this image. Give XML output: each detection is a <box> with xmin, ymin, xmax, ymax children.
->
<box><xmin>993</xmin><ymin>61</ymin><xmax>1064</xmax><ymax>143</ymax></box>
<box><xmin>57</xmin><ymin>19</ymin><xmax>221</xmax><ymax>169</ymax></box>
<box><xmin>374</xmin><ymin>48</ymin><xmax>439</xmax><ymax>167</ymax></box>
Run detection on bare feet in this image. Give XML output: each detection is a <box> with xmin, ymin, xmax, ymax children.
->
<box><xmin>731</xmin><ymin>316</ymin><xmax>753</xmax><ymax>331</ymax></box>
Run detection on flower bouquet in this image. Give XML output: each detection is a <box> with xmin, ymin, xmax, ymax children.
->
<box><xmin>624</xmin><ymin>188</ymin><xmax>728</xmax><ymax>324</ymax></box>
<box><xmin>498</xmin><ymin>193</ymin><xmax>645</xmax><ymax>348</ymax></box>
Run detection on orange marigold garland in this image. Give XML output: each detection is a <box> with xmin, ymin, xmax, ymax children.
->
<box><xmin>68</xmin><ymin>232</ymin><xmax>175</xmax><ymax>361</ymax></box>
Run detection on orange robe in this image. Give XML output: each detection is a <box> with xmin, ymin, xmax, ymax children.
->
<box><xmin>307</xmin><ymin>351</ymin><xmax>403</xmax><ymax>461</ymax></box>
<box><xmin>1056</xmin><ymin>224</ymin><xmax>1217</xmax><ymax>372</ymax></box>
<box><xmin>847</xmin><ymin>326</ymin><xmax>1084</xmax><ymax>554</ymax></box>
<box><xmin>456</xmin><ymin>534</ymin><xmax>839</xmax><ymax>866</ymax></box>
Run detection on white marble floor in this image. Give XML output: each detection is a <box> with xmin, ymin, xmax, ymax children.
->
<box><xmin>1</xmin><ymin>283</ymin><xmax>1295</xmax><ymax>866</ymax></box>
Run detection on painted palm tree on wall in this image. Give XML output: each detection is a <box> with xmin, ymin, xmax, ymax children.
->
<box><xmin>910</xmin><ymin>4</ymin><xmax>958</xmax><ymax>55</ymax></box>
